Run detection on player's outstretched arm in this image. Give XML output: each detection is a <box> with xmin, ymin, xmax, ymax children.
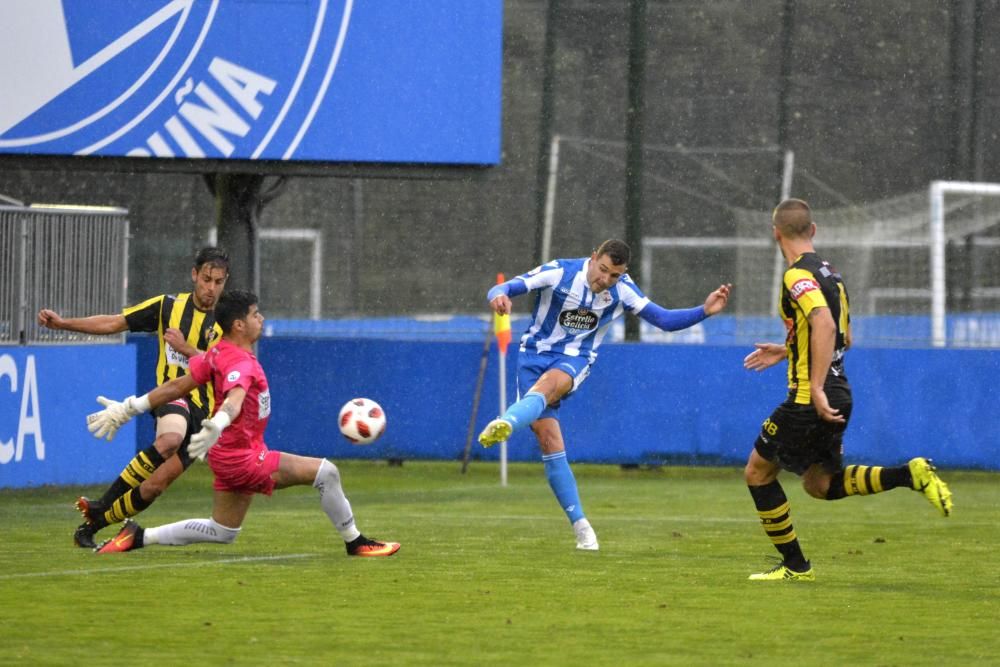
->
<box><xmin>147</xmin><ymin>375</ymin><xmax>200</xmax><ymax>407</ymax></box>
<box><xmin>637</xmin><ymin>284</ymin><xmax>731</xmax><ymax>333</ymax></box>
<box><xmin>87</xmin><ymin>395</ymin><xmax>150</xmax><ymax>441</ymax></box>
<box><xmin>37</xmin><ymin>309</ymin><xmax>127</xmax><ymax>335</ymax></box>
<box><xmin>743</xmin><ymin>343</ymin><xmax>787</xmax><ymax>371</ymax></box>
<box><xmin>86</xmin><ymin>375</ymin><xmax>200</xmax><ymax>441</ymax></box>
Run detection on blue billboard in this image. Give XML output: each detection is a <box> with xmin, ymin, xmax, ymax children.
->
<box><xmin>0</xmin><ymin>346</ymin><xmax>137</xmax><ymax>489</ymax></box>
<box><xmin>0</xmin><ymin>0</ymin><xmax>502</xmax><ymax>165</ymax></box>
<box><xmin>260</xmin><ymin>339</ymin><xmax>1000</xmax><ymax>470</ymax></box>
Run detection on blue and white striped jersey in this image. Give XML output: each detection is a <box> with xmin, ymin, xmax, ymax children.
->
<box><xmin>514</xmin><ymin>257</ymin><xmax>650</xmax><ymax>361</ymax></box>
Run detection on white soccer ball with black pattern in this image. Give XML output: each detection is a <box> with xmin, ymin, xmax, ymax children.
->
<box><xmin>338</xmin><ymin>398</ymin><xmax>386</xmax><ymax>445</ymax></box>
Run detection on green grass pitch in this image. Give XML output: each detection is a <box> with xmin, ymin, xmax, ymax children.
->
<box><xmin>1</xmin><ymin>461</ymin><xmax>997</xmax><ymax>665</ymax></box>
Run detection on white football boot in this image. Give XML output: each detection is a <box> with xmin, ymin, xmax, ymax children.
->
<box><xmin>573</xmin><ymin>517</ymin><xmax>599</xmax><ymax>551</ymax></box>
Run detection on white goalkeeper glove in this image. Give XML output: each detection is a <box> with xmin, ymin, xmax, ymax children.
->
<box><xmin>188</xmin><ymin>411</ymin><xmax>232</xmax><ymax>461</ymax></box>
<box><xmin>86</xmin><ymin>394</ymin><xmax>150</xmax><ymax>441</ymax></box>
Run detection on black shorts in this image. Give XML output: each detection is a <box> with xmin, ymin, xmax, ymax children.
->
<box><xmin>152</xmin><ymin>398</ymin><xmax>209</xmax><ymax>469</ymax></box>
<box><xmin>754</xmin><ymin>378</ymin><xmax>852</xmax><ymax>475</ymax></box>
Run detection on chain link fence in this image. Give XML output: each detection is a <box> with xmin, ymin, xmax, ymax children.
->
<box><xmin>0</xmin><ymin>205</ymin><xmax>129</xmax><ymax>345</ymax></box>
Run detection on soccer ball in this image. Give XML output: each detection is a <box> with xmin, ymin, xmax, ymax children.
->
<box><xmin>338</xmin><ymin>398</ymin><xmax>386</xmax><ymax>445</ymax></box>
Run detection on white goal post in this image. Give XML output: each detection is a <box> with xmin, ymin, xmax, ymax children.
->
<box><xmin>928</xmin><ymin>180</ymin><xmax>1000</xmax><ymax>346</ymax></box>
<box><xmin>208</xmin><ymin>226</ymin><xmax>323</xmax><ymax>319</ymax></box>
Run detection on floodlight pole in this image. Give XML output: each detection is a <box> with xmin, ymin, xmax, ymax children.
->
<box><xmin>534</xmin><ymin>0</ymin><xmax>562</xmax><ymax>266</ymax></box>
<box><xmin>776</xmin><ymin>0</ymin><xmax>796</xmax><ymax>191</ymax></box>
<box><xmin>206</xmin><ymin>174</ymin><xmax>260</xmax><ymax>293</ymax></box>
<box><xmin>772</xmin><ymin>0</ymin><xmax>798</xmax><ymax>300</ymax></box>
<box><xmin>947</xmin><ymin>0</ymin><xmax>986</xmax><ymax>182</ymax></box>
<box><xmin>540</xmin><ymin>134</ymin><xmax>560</xmax><ymax>263</ymax></box>
<box><xmin>204</xmin><ymin>173</ymin><xmax>287</xmax><ymax>294</ymax></box>
<box><xmin>624</xmin><ymin>0</ymin><xmax>647</xmax><ymax>342</ymax></box>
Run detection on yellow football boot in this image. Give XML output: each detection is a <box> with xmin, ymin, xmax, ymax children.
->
<box><xmin>748</xmin><ymin>561</ymin><xmax>815</xmax><ymax>582</ymax></box>
<box><xmin>908</xmin><ymin>457</ymin><xmax>953</xmax><ymax>517</ymax></box>
<box><xmin>478</xmin><ymin>418</ymin><xmax>512</xmax><ymax>448</ymax></box>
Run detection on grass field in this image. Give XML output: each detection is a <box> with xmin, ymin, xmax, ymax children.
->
<box><xmin>2</xmin><ymin>460</ymin><xmax>997</xmax><ymax>666</ymax></box>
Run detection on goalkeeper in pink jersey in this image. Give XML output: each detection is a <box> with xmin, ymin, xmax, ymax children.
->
<box><xmin>87</xmin><ymin>290</ymin><xmax>399</xmax><ymax>557</ymax></box>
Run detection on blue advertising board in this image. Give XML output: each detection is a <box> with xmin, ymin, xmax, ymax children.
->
<box><xmin>258</xmin><ymin>339</ymin><xmax>1000</xmax><ymax>470</ymax></box>
<box><xmin>0</xmin><ymin>0</ymin><xmax>502</xmax><ymax>165</ymax></box>
<box><xmin>0</xmin><ymin>346</ymin><xmax>137</xmax><ymax>488</ymax></box>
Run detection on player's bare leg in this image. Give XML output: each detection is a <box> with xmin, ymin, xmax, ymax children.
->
<box><xmin>479</xmin><ymin>367</ymin><xmax>572</xmax><ymax>447</ymax></box>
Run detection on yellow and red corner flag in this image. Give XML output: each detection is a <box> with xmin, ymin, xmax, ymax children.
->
<box><xmin>494</xmin><ymin>272</ymin><xmax>511</xmax><ymax>354</ymax></box>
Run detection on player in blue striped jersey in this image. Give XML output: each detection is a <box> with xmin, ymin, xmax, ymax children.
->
<box><xmin>478</xmin><ymin>239</ymin><xmax>731</xmax><ymax>550</ymax></box>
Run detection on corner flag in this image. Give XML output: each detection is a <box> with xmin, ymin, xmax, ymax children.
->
<box><xmin>494</xmin><ymin>272</ymin><xmax>511</xmax><ymax>487</ymax></box>
<box><xmin>493</xmin><ymin>273</ymin><xmax>511</xmax><ymax>353</ymax></box>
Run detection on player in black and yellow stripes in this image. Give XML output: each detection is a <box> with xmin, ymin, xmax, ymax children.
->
<box><xmin>741</xmin><ymin>199</ymin><xmax>953</xmax><ymax>581</ymax></box>
<box><xmin>38</xmin><ymin>247</ymin><xmax>230</xmax><ymax>548</ymax></box>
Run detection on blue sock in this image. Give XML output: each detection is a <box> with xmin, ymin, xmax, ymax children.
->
<box><xmin>543</xmin><ymin>451</ymin><xmax>585</xmax><ymax>524</ymax></box>
<box><xmin>502</xmin><ymin>391</ymin><xmax>547</xmax><ymax>432</ymax></box>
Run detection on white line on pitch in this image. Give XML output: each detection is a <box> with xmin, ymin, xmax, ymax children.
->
<box><xmin>0</xmin><ymin>553</ymin><xmax>319</xmax><ymax>581</ymax></box>
<box><xmin>392</xmin><ymin>512</ymin><xmax>974</xmax><ymax>526</ymax></box>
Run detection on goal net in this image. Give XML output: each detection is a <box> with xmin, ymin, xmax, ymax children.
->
<box><xmin>542</xmin><ymin>135</ymin><xmax>1000</xmax><ymax>348</ymax></box>
<box><xmin>543</xmin><ymin>134</ymin><xmax>792</xmax><ymax>344</ymax></box>
<box><xmin>645</xmin><ymin>181</ymin><xmax>1000</xmax><ymax>348</ymax></box>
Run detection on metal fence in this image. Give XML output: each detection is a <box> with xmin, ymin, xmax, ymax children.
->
<box><xmin>0</xmin><ymin>205</ymin><xmax>129</xmax><ymax>345</ymax></box>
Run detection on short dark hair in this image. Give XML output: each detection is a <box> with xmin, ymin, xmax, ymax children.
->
<box><xmin>772</xmin><ymin>199</ymin><xmax>813</xmax><ymax>238</ymax></box>
<box><xmin>595</xmin><ymin>239</ymin><xmax>631</xmax><ymax>266</ymax></box>
<box><xmin>194</xmin><ymin>247</ymin><xmax>230</xmax><ymax>274</ymax></box>
<box><xmin>214</xmin><ymin>289</ymin><xmax>258</xmax><ymax>333</ymax></box>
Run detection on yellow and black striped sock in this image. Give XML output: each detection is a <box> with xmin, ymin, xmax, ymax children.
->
<box><xmin>749</xmin><ymin>481</ymin><xmax>807</xmax><ymax>568</ymax></box>
<box><xmin>89</xmin><ymin>447</ymin><xmax>164</xmax><ymax>529</ymax></box>
<box><xmin>826</xmin><ymin>464</ymin><xmax>909</xmax><ymax>500</ymax></box>
<box><xmin>102</xmin><ymin>487</ymin><xmax>153</xmax><ymax>527</ymax></box>
<box><xmin>98</xmin><ymin>446</ymin><xmax>165</xmax><ymax>505</ymax></box>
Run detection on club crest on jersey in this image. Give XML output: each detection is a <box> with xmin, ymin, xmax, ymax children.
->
<box><xmin>559</xmin><ymin>308</ymin><xmax>598</xmax><ymax>333</ymax></box>
<box><xmin>227</xmin><ymin>370</ymin><xmax>240</xmax><ymax>382</ymax></box>
<box><xmin>0</xmin><ymin>0</ymin><xmax>351</xmax><ymax>160</ymax></box>
<box><xmin>789</xmin><ymin>278</ymin><xmax>820</xmax><ymax>300</ymax></box>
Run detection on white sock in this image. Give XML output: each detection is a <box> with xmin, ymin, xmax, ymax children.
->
<box><xmin>145</xmin><ymin>518</ymin><xmax>240</xmax><ymax>546</ymax></box>
<box><xmin>314</xmin><ymin>459</ymin><xmax>361</xmax><ymax>542</ymax></box>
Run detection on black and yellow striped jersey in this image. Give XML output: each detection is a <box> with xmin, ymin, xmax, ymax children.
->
<box><xmin>123</xmin><ymin>292</ymin><xmax>222</xmax><ymax>412</ymax></box>
<box><xmin>779</xmin><ymin>252</ymin><xmax>850</xmax><ymax>404</ymax></box>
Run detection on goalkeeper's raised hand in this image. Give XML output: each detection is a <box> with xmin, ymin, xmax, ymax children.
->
<box><xmin>86</xmin><ymin>395</ymin><xmax>150</xmax><ymax>441</ymax></box>
<box><xmin>187</xmin><ymin>411</ymin><xmax>232</xmax><ymax>460</ymax></box>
